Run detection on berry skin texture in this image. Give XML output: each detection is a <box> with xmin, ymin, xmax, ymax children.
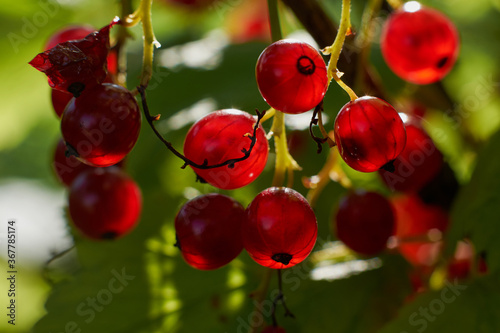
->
<box><xmin>381</xmin><ymin>1</ymin><xmax>459</xmax><ymax>85</ymax></box>
<box><xmin>391</xmin><ymin>194</ymin><xmax>449</xmax><ymax>267</ymax></box>
<box><xmin>53</xmin><ymin>138</ymin><xmax>96</xmax><ymax>186</ymax></box>
<box><xmin>68</xmin><ymin>167</ymin><xmax>142</xmax><ymax>240</ymax></box>
<box><xmin>175</xmin><ymin>194</ymin><xmax>245</xmax><ymax>270</ymax></box>
<box><xmin>243</xmin><ymin>187</ymin><xmax>318</xmax><ymax>269</ymax></box>
<box><xmin>334</xmin><ymin>191</ymin><xmax>395</xmax><ymax>255</ymax></box>
<box><xmin>61</xmin><ymin>83</ymin><xmax>141</xmax><ymax>167</ymax></box>
<box><xmin>183</xmin><ymin>109</ymin><xmax>268</xmax><ymax>190</ymax></box>
<box><xmin>379</xmin><ymin>114</ymin><xmax>443</xmax><ymax>193</ymax></box>
<box><xmin>334</xmin><ymin>96</ymin><xmax>407</xmax><ymax>173</ymax></box>
<box><xmin>256</xmin><ymin>39</ymin><xmax>328</xmax><ymax>114</ymax></box>
<box><xmin>51</xmin><ymin>89</ymin><xmax>74</xmax><ymax>118</ymax></box>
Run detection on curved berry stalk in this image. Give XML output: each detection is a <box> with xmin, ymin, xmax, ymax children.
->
<box><xmin>334</xmin><ymin>190</ymin><xmax>395</xmax><ymax>255</ymax></box>
<box><xmin>137</xmin><ymin>86</ymin><xmax>268</xmax><ymax>178</ymax></box>
<box><xmin>184</xmin><ymin>109</ymin><xmax>269</xmax><ymax>189</ymax></box>
<box><xmin>68</xmin><ymin>167</ymin><xmax>142</xmax><ymax>240</ymax></box>
<box><xmin>256</xmin><ymin>39</ymin><xmax>328</xmax><ymax>114</ymax></box>
<box><xmin>333</xmin><ymin>96</ymin><xmax>407</xmax><ymax>173</ymax></box>
<box><xmin>29</xmin><ymin>19</ymin><xmax>118</xmax><ymax>97</ymax></box>
<box><xmin>242</xmin><ymin>187</ymin><xmax>317</xmax><ymax>269</ymax></box>
<box><xmin>174</xmin><ymin>194</ymin><xmax>245</xmax><ymax>270</ymax></box>
<box><xmin>381</xmin><ymin>1</ymin><xmax>459</xmax><ymax>84</ymax></box>
<box><xmin>379</xmin><ymin>114</ymin><xmax>443</xmax><ymax>192</ymax></box>
<box><xmin>61</xmin><ymin>83</ymin><xmax>141</xmax><ymax>167</ymax></box>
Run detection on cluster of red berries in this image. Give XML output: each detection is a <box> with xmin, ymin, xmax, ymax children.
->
<box><xmin>32</xmin><ymin>24</ymin><xmax>142</xmax><ymax>240</ymax></box>
<box><xmin>175</xmin><ymin>187</ymin><xmax>317</xmax><ymax>271</ymax></box>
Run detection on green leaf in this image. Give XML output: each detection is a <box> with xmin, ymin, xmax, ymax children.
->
<box><xmin>446</xmin><ymin>129</ymin><xmax>500</xmax><ymax>273</ymax></box>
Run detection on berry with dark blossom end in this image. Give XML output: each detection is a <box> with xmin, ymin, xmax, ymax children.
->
<box><xmin>243</xmin><ymin>187</ymin><xmax>317</xmax><ymax>269</ymax></box>
<box><xmin>379</xmin><ymin>114</ymin><xmax>443</xmax><ymax>193</ymax></box>
<box><xmin>183</xmin><ymin>109</ymin><xmax>269</xmax><ymax>190</ymax></box>
<box><xmin>68</xmin><ymin>167</ymin><xmax>142</xmax><ymax>240</ymax></box>
<box><xmin>256</xmin><ymin>39</ymin><xmax>328</xmax><ymax>114</ymax></box>
<box><xmin>334</xmin><ymin>190</ymin><xmax>395</xmax><ymax>255</ymax></box>
<box><xmin>30</xmin><ymin>21</ymin><xmax>116</xmax><ymax>96</ymax></box>
<box><xmin>334</xmin><ymin>96</ymin><xmax>407</xmax><ymax>173</ymax></box>
<box><xmin>175</xmin><ymin>194</ymin><xmax>245</xmax><ymax>270</ymax></box>
<box><xmin>53</xmin><ymin>138</ymin><xmax>96</xmax><ymax>186</ymax></box>
<box><xmin>381</xmin><ymin>1</ymin><xmax>459</xmax><ymax>84</ymax></box>
<box><xmin>61</xmin><ymin>83</ymin><xmax>141</xmax><ymax>167</ymax></box>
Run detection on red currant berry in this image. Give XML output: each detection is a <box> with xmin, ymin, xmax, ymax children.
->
<box><xmin>183</xmin><ymin>109</ymin><xmax>268</xmax><ymax>190</ymax></box>
<box><xmin>379</xmin><ymin>114</ymin><xmax>443</xmax><ymax>192</ymax></box>
<box><xmin>334</xmin><ymin>190</ymin><xmax>395</xmax><ymax>255</ymax></box>
<box><xmin>68</xmin><ymin>167</ymin><xmax>142</xmax><ymax>240</ymax></box>
<box><xmin>256</xmin><ymin>39</ymin><xmax>328</xmax><ymax>114</ymax></box>
<box><xmin>44</xmin><ymin>25</ymin><xmax>95</xmax><ymax>51</ymax></box>
<box><xmin>53</xmin><ymin>138</ymin><xmax>95</xmax><ymax>186</ymax></box>
<box><xmin>391</xmin><ymin>195</ymin><xmax>449</xmax><ymax>267</ymax></box>
<box><xmin>261</xmin><ymin>326</ymin><xmax>286</xmax><ymax>333</ymax></box>
<box><xmin>333</xmin><ymin>96</ymin><xmax>407</xmax><ymax>173</ymax></box>
<box><xmin>381</xmin><ymin>1</ymin><xmax>459</xmax><ymax>84</ymax></box>
<box><xmin>175</xmin><ymin>194</ymin><xmax>245</xmax><ymax>270</ymax></box>
<box><xmin>243</xmin><ymin>187</ymin><xmax>317</xmax><ymax>269</ymax></box>
<box><xmin>61</xmin><ymin>83</ymin><xmax>141</xmax><ymax>167</ymax></box>
<box><xmin>51</xmin><ymin>89</ymin><xmax>73</xmax><ymax>118</ymax></box>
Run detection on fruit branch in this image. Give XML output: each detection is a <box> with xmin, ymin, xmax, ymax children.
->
<box><xmin>323</xmin><ymin>0</ymin><xmax>358</xmax><ymax>101</ymax></box>
<box><xmin>270</xmin><ymin>269</ymin><xmax>295</xmax><ymax>325</ymax></box>
<box><xmin>309</xmin><ymin>101</ymin><xmax>336</xmax><ymax>153</ymax></box>
<box><xmin>385</xmin><ymin>0</ymin><xmax>403</xmax><ymax>10</ymax></box>
<box><xmin>137</xmin><ymin>86</ymin><xmax>266</xmax><ymax>170</ymax></box>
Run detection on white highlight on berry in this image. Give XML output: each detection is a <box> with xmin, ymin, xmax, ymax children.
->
<box><xmin>403</xmin><ymin>1</ymin><xmax>422</xmax><ymax>13</ymax></box>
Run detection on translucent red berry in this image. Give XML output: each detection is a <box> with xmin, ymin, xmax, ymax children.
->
<box><xmin>334</xmin><ymin>190</ymin><xmax>394</xmax><ymax>255</ymax></box>
<box><xmin>381</xmin><ymin>1</ymin><xmax>459</xmax><ymax>84</ymax></box>
<box><xmin>261</xmin><ymin>326</ymin><xmax>286</xmax><ymax>333</ymax></box>
<box><xmin>243</xmin><ymin>187</ymin><xmax>317</xmax><ymax>269</ymax></box>
<box><xmin>61</xmin><ymin>83</ymin><xmax>141</xmax><ymax>167</ymax></box>
<box><xmin>183</xmin><ymin>109</ymin><xmax>268</xmax><ymax>190</ymax></box>
<box><xmin>68</xmin><ymin>167</ymin><xmax>142</xmax><ymax>240</ymax></box>
<box><xmin>391</xmin><ymin>194</ymin><xmax>449</xmax><ymax>267</ymax></box>
<box><xmin>256</xmin><ymin>39</ymin><xmax>328</xmax><ymax>114</ymax></box>
<box><xmin>30</xmin><ymin>21</ymin><xmax>116</xmax><ymax>96</ymax></box>
<box><xmin>44</xmin><ymin>25</ymin><xmax>95</xmax><ymax>51</ymax></box>
<box><xmin>334</xmin><ymin>96</ymin><xmax>407</xmax><ymax>173</ymax></box>
<box><xmin>174</xmin><ymin>194</ymin><xmax>245</xmax><ymax>270</ymax></box>
<box><xmin>53</xmin><ymin>138</ymin><xmax>96</xmax><ymax>186</ymax></box>
<box><xmin>51</xmin><ymin>89</ymin><xmax>74</xmax><ymax>118</ymax></box>
<box><xmin>379</xmin><ymin>114</ymin><xmax>443</xmax><ymax>192</ymax></box>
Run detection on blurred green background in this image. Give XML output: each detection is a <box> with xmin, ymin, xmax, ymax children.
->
<box><xmin>1</xmin><ymin>0</ymin><xmax>500</xmax><ymax>332</ymax></box>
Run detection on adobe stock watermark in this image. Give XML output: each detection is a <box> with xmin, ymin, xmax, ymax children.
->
<box><xmin>442</xmin><ymin>74</ymin><xmax>499</xmax><ymax>129</ymax></box>
<box><xmin>7</xmin><ymin>0</ymin><xmax>61</xmax><ymax>54</ymax></box>
<box><xmin>210</xmin><ymin>0</ymin><xmax>243</xmax><ymax>19</ymax></box>
<box><xmin>400</xmin><ymin>279</ymin><xmax>467</xmax><ymax>333</ymax></box>
<box><xmin>50</xmin><ymin>267</ymin><xmax>135</xmax><ymax>333</ymax></box>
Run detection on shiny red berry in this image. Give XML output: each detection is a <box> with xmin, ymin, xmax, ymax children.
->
<box><xmin>61</xmin><ymin>83</ymin><xmax>141</xmax><ymax>167</ymax></box>
<box><xmin>379</xmin><ymin>114</ymin><xmax>443</xmax><ymax>192</ymax></box>
<box><xmin>53</xmin><ymin>138</ymin><xmax>96</xmax><ymax>186</ymax></box>
<box><xmin>175</xmin><ymin>194</ymin><xmax>245</xmax><ymax>270</ymax></box>
<box><xmin>334</xmin><ymin>96</ymin><xmax>407</xmax><ymax>173</ymax></box>
<box><xmin>334</xmin><ymin>191</ymin><xmax>395</xmax><ymax>255</ymax></box>
<box><xmin>243</xmin><ymin>187</ymin><xmax>317</xmax><ymax>269</ymax></box>
<box><xmin>381</xmin><ymin>1</ymin><xmax>459</xmax><ymax>84</ymax></box>
<box><xmin>183</xmin><ymin>109</ymin><xmax>268</xmax><ymax>190</ymax></box>
<box><xmin>68</xmin><ymin>168</ymin><xmax>142</xmax><ymax>240</ymax></box>
<box><xmin>256</xmin><ymin>39</ymin><xmax>328</xmax><ymax>114</ymax></box>
<box><xmin>44</xmin><ymin>25</ymin><xmax>95</xmax><ymax>51</ymax></box>
<box><xmin>391</xmin><ymin>194</ymin><xmax>449</xmax><ymax>267</ymax></box>
<box><xmin>51</xmin><ymin>89</ymin><xmax>73</xmax><ymax>118</ymax></box>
